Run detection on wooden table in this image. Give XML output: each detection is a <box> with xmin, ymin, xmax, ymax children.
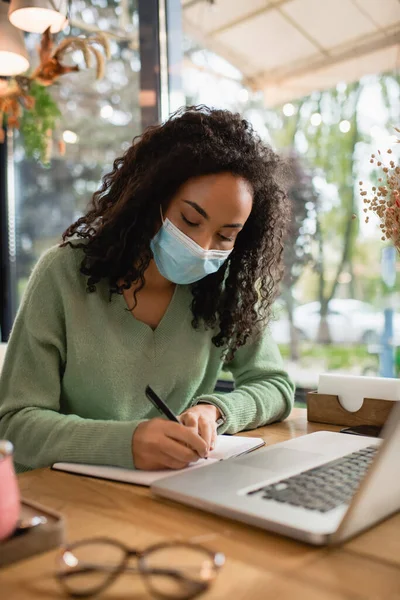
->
<box><xmin>1</xmin><ymin>408</ymin><xmax>400</xmax><ymax>600</ymax></box>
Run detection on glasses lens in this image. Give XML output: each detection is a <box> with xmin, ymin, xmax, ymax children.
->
<box><xmin>56</xmin><ymin>540</ymin><xmax>126</xmax><ymax>595</ymax></box>
<box><xmin>142</xmin><ymin>543</ymin><xmax>218</xmax><ymax>599</ymax></box>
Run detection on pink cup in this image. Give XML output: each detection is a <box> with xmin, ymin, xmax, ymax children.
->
<box><xmin>0</xmin><ymin>441</ymin><xmax>20</xmax><ymax>541</ymax></box>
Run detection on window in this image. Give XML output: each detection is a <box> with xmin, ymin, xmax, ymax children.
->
<box><xmin>180</xmin><ymin>1</ymin><xmax>400</xmax><ymax>385</ymax></box>
<box><xmin>12</xmin><ymin>0</ymin><xmax>141</xmax><ymax>304</ymax></box>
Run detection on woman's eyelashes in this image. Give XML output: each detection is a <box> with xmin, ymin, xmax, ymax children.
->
<box><xmin>219</xmin><ymin>234</ymin><xmax>234</xmax><ymax>242</ymax></box>
<box><xmin>181</xmin><ymin>213</ymin><xmax>200</xmax><ymax>227</ymax></box>
<box><xmin>181</xmin><ymin>213</ymin><xmax>235</xmax><ymax>243</ymax></box>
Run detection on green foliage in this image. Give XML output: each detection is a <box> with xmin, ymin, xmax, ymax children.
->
<box><xmin>19</xmin><ymin>82</ymin><xmax>61</xmax><ymax>164</ymax></box>
<box><xmin>282</xmin><ymin>153</ymin><xmax>317</xmax><ymax>288</ymax></box>
<box><xmin>265</xmin><ymin>74</ymin><xmax>400</xmax><ymax>324</ymax></box>
<box><xmin>279</xmin><ymin>342</ymin><xmax>370</xmax><ymax>370</ymax></box>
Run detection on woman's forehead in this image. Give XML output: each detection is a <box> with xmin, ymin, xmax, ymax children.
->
<box><xmin>175</xmin><ymin>173</ymin><xmax>253</xmax><ymax>220</ymax></box>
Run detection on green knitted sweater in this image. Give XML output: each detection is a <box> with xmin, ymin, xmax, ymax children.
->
<box><xmin>0</xmin><ymin>245</ymin><xmax>294</xmax><ymax>472</ymax></box>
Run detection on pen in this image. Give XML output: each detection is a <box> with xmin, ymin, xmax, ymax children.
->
<box><xmin>145</xmin><ymin>385</ymin><xmax>180</xmax><ymax>423</ymax></box>
<box><xmin>145</xmin><ymin>385</ymin><xmax>206</xmax><ymax>459</ymax></box>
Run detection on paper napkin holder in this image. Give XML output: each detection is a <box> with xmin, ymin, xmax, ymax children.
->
<box><xmin>307</xmin><ymin>391</ymin><xmax>396</xmax><ymax>427</ymax></box>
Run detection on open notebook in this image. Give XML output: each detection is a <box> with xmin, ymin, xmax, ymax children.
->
<box><xmin>52</xmin><ymin>435</ymin><xmax>265</xmax><ymax>487</ymax></box>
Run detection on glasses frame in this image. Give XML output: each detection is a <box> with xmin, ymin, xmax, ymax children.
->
<box><xmin>56</xmin><ymin>536</ymin><xmax>224</xmax><ymax>599</ymax></box>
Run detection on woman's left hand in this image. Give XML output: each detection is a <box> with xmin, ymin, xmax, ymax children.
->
<box><xmin>179</xmin><ymin>404</ymin><xmax>221</xmax><ymax>454</ymax></box>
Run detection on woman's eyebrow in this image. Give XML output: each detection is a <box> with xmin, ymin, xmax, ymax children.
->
<box><xmin>183</xmin><ymin>200</ymin><xmax>243</xmax><ymax>228</ymax></box>
<box><xmin>183</xmin><ymin>200</ymin><xmax>209</xmax><ymax>220</ymax></box>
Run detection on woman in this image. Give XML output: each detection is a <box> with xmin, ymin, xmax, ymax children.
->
<box><xmin>0</xmin><ymin>106</ymin><xmax>294</xmax><ymax>473</ymax></box>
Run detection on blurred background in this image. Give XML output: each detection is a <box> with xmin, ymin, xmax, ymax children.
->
<box><xmin>1</xmin><ymin>0</ymin><xmax>399</xmax><ymax>397</ymax></box>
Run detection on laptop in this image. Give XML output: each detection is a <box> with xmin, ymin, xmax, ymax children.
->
<box><xmin>152</xmin><ymin>401</ymin><xmax>400</xmax><ymax>545</ymax></box>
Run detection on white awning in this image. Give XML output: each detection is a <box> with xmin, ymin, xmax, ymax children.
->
<box><xmin>182</xmin><ymin>0</ymin><xmax>400</xmax><ymax>106</ymax></box>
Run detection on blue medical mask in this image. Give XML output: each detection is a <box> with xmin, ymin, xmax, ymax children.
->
<box><xmin>150</xmin><ymin>216</ymin><xmax>232</xmax><ymax>284</ymax></box>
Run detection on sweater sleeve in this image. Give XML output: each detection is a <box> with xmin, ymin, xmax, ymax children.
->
<box><xmin>0</xmin><ymin>248</ymin><xmax>144</xmax><ymax>472</ymax></box>
<box><xmin>192</xmin><ymin>326</ymin><xmax>295</xmax><ymax>434</ymax></box>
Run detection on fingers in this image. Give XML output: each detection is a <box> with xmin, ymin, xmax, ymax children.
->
<box><xmin>180</xmin><ymin>412</ymin><xmax>203</xmax><ymax>441</ymax></box>
<box><xmin>211</xmin><ymin>420</ymin><xmax>218</xmax><ymax>451</ymax></box>
<box><xmin>158</xmin><ymin>453</ymin><xmax>190</xmax><ymax>470</ymax></box>
<box><xmin>160</xmin><ymin>436</ymin><xmax>200</xmax><ymax>464</ymax></box>
<box><xmin>180</xmin><ymin>411</ymin><xmax>198</xmax><ymax>429</ymax></box>
<box><xmin>180</xmin><ymin>411</ymin><xmax>217</xmax><ymax>452</ymax></box>
<box><xmin>164</xmin><ymin>421</ymin><xmax>208</xmax><ymax>458</ymax></box>
<box><xmin>133</xmin><ymin>419</ymin><xmax>208</xmax><ymax>471</ymax></box>
<box><xmin>197</xmin><ymin>417</ymin><xmax>215</xmax><ymax>452</ymax></box>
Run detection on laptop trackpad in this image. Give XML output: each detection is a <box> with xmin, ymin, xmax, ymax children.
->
<box><xmin>236</xmin><ymin>447</ymin><xmax>323</xmax><ymax>471</ymax></box>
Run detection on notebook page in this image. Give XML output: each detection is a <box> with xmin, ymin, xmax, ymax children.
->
<box><xmin>53</xmin><ymin>434</ymin><xmax>264</xmax><ymax>487</ymax></box>
<box><xmin>209</xmin><ymin>435</ymin><xmax>265</xmax><ymax>460</ymax></box>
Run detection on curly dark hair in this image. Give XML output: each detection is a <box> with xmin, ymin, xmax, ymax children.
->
<box><xmin>62</xmin><ymin>106</ymin><xmax>290</xmax><ymax>359</ymax></box>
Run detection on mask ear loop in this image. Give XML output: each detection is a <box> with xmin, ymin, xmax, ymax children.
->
<box><xmin>159</xmin><ymin>205</ymin><xmax>164</xmax><ymax>223</ymax></box>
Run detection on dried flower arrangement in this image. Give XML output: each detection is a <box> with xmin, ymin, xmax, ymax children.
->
<box><xmin>0</xmin><ymin>27</ymin><xmax>110</xmax><ymax>162</ymax></box>
<box><xmin>359</xmin><ymin>128</ymin><xmax>400</xmax><ymax>251</ymax></box>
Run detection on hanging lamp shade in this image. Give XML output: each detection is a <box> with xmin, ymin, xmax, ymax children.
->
<box><xmin>8</xmin><ymin>0</ymin><xmax>68</xmax><ymax>34</ymax></box>
<box><xmin>0</xmin><ymin>1</ymin><xmax>29</xmax><ymax>76</ymax></box>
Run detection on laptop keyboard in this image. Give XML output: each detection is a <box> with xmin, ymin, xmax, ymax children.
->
<box><xmin>247</xmin><ymin>445</ymin><xmax>378</xmax><ymax>513</ymax></box>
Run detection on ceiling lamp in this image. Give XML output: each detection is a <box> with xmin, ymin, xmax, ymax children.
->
<box><xmin>0</xmin><ymin>1</ymin><xmax>29</xmax><ymax>76</ymax></box>
<box><xmin>8</xmin><ymin>0</ymin><xmax>68</xmax><ymax>34</ymax></box>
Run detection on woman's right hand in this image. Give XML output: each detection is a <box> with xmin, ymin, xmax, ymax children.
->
<box><xmin>132</xmin><ymin>418</ymin><xmax>209</xmax><ymax>470</ymax></box>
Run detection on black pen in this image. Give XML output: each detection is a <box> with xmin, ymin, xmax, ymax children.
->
<box><xmin>145</xmin><ymin>385</ymin><xmax>180</xmax><ymax>423</ymax></box>
<box><xmin>144</xmin><ymin>385</ymin><xmax>206</xmax><ymax>459</ymax></box>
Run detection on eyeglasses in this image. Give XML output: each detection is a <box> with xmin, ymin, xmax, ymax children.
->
<box><xmin>55</xmin><ymin>537</ymin><xmax>225</xmax><ymax>599</ymax></box>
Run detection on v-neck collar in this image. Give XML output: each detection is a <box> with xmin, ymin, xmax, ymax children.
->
<box><xmin>110</xmin><ymin>284</ymin><xmax>192</xmax><ymax>363</ymax></box>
